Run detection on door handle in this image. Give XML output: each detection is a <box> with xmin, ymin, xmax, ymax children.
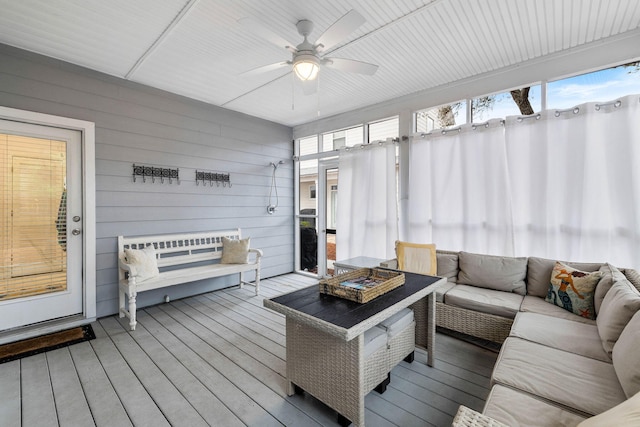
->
<box><xmin>72</xmin><ymin>229</ymin><xmax>81</xmax><ymax>236</ymax></box>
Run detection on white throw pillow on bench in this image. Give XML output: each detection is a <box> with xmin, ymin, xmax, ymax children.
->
<box><xmin>123</xmin><ymin>245</ymin><xmax>159</xmax><ymax>282</ymax></box>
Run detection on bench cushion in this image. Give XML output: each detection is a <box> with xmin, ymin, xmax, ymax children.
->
<box><xmin>445</xmin><ymin>285</ymin><xmax>523</xmax><ymax>318</ymax></box>
<box><xmin>484</xmin><ymin>384</ymin><xmax>587</xmax><ymax>427</ymax></box>
<box><xmin>492</xmin><ymin>337</ymin><xmax>626</xmax><ymax>416</ymax></box>
<box><xmin>510</xmin><ymin>312</ymin><xmax>610</xmax><ymax>362</ymax></box>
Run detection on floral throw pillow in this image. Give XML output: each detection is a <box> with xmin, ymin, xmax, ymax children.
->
<box><xmin>545</xmin><ymin>261</ymin><xmax>603</xmax><ymax>319</ymax></box>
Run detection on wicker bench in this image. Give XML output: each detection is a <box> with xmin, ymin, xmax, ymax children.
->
<box><xmin>118</xmin><ymin>229</ymin><xmax>262</xmax><ymax>330</ymax></box>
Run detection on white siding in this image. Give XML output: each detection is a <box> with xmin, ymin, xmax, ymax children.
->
<box><xmin>0</xmin><ymin>44</ymin><xmax>293</xmax><ymax>317</ymax></box>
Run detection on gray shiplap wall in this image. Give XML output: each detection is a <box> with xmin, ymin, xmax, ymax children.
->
<box><xmin>0</xmin><ymin>44</ymin><xmax>294</xmax><ymax>317</ymax></box>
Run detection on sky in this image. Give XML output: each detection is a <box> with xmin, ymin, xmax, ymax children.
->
<box><xmin>451</xmin><ymin>64</ymin><xmax>640</xmax><ymax>124</ymax></box>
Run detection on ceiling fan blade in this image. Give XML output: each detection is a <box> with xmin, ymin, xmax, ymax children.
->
<box><xmin>324</xmin><ymin>58</ymin><xmax>378</xmax><ymax>75</ymax></box>
<box><xmin>240</xmin><ymin>61</ymin><xmax>290</xmax><ymax>77</ymax></box>
<box><xmin>238</xmin><ymin>17</ymin><xmax>297</xmax><ymax>51</ymax></box>
<box><xmin>315</xmin><ymin>9</ymin><xmax>365</xmax><ymax>52</ymax></box>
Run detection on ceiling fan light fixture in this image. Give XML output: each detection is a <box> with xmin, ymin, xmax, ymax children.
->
<box><xmin>293</xmin><ymin>54</ymin><xmax>319</xmax><ymax>81</ymax></box>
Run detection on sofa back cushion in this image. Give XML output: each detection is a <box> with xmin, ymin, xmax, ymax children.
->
<box><xmin>612</xmin><ymin>311</ymin><xmax>640</xmax><ymax>398</ymax></box>
<box><xmin>597</xmin><ymin>278</ymin><xmax>640</xmax><ymax>357</ymax></box>
<box><xmin>578</xmin><ymin>389</ymin><xmax>640</xmax><ymax>426</ymax></box>
<box><xmin>596</xmin><ymin>264</ymin><xmax>627</xmax><ymax>315</ymax></box>
<box><xmin>527</xmin><ymin>256</ymin><xmax>602</xmax><ymax>298</ymax></box>
<box><xmin>457</xmin><ymin>251</ymin><xmax>527</xmax><ymax>295</ymax></box>
<box><xmin>436</xmin><ymin>250</ymin><xmax>459</xmax><ymax>283</ymax></box>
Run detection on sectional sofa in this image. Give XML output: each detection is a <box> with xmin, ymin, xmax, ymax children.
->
<box><xmin>386</xmin><ymin>250</ymin><xmax>640</xmax><ymax>425</ymax></box>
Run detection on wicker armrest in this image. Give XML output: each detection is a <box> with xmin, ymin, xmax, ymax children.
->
<box><xmin>452</xmin><ymin>406</ymin><xmax>508</xmax><ymax>427</ymax></box>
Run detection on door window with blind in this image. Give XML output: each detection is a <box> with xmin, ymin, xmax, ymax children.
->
<box><xmin>1</xmin><ymin>134</ymin><xmax>68</xmax><ymax>300</ymax></box>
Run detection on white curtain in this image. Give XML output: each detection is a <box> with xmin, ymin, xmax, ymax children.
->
<box><xmin>506</xmin><ymin>95</ymin><xmax>640</xmax><ymax>267</ymax></box>
<box><xmin>407</xmin><ymin>120</ymin><xmax>514</xmax><ymax>255</ymax></box>
<box><xmin>406</xmin><ymin>95</ymin><xmax>640</xmax><ymax>269</ymax></box>
<box><xmin>337</xmin><ymin>143</ymin><xmax>398</xmax><ymax>260</ymax></box>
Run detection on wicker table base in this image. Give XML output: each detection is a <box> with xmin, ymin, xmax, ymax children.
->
<box><xmin>265</xmin><ymin>273</ymin><xmax>444</xmax><ymax>427</ymax></box>
<box><xmin>452</xmin><ymin>405</ymin><xmax>508</xmax><ymax>427</ymax></box>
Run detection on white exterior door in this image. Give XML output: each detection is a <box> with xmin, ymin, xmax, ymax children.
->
<box><xmin>318</xmin><ymin>160</ymin><xmax>338</xmax><ymax>277</ymax></box>
<box><xmin>0</xmin><ymin>119</ymin><xmax>83</xmax><ymax>331</ymax></box>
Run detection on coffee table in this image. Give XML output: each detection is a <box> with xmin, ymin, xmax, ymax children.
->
<box><xmin>264</xmin><ymin>271</ymin><xmax>444</xmax><ymax>427</ymax></box>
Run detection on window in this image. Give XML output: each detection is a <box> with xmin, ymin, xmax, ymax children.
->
<box><xmin>309</xmin><ymin>184</ymin><xmax>316</xmax><ymax>199</ymax></box>
<box><xmin>548</xmin><ymin>62</ymin><xmax>640</xmax><ymax>109</ymax></box>
<box><xmin>368</xmin><ymin>116</ymin><xmax>399</xmax><ymax>142</ymax></box>
<box><xmin>415</xmin><ymin>100</ymin><xmax>467</xmax><ymax>132</ymax></box>
<box><xmin>471</xmin><ymin>86</ymin><xmax>541</xmax><ymax>122</ymax></box>
<box><xmin>322</xmin><ymin>126</ymin><xmax>364</xmax><ymax>151</ymax></box>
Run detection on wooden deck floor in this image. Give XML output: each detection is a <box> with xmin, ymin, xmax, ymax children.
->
<box><xmin>0</xmin><ymin>274</ymin><xmax>498</xmax><ymax>426</ymax></box>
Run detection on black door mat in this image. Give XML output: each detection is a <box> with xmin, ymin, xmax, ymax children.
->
<box><xmin>0</xmin><ymin>324</ymin><xmax>95</xmax><ymax>364</ymax></box>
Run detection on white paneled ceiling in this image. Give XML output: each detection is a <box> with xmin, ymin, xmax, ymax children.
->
<box><xmin>1</xmin><ymin>0</ymin><xmax>639</xmax><ymax>126</ymax></box>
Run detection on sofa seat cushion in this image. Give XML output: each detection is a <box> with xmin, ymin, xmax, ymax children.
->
<box><xmin>510</xmin><ymin>312</ymin><xmax>610</xmax><ymax>362</ymax></box>
<box><xmin>457</xmin><ymin>251</ymin><xmax>528</xmax><ymax>295</ymax></box>
<box><xmin>445</xmin><ymin>285</ymin><xmax>523</xmax><ymax>319</ymax></box>
<box><xmin>520</xmin><ymin>296</ymin><xmax>596</xmax><ymax>325</ymax></box>
<box><xmin>484</xmin><ymin>384</ymin><xmax>587</xmax><ymax>427</ymax></box>
<box><xmin>492</xmin><ymin>337</ymin><xmax>626</xmax><ymax>416</ymax></box>
<box><xmin>527</xmin><ymin>256</ymin><xmax>603</xmax><ymax>298</ymax></box>
<box><xmin>435</xmin><ymin>281</ymin><xmax>457</xmax><ymax>303</ymax></box>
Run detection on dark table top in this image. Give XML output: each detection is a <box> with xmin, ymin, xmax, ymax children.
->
<box><xmin>265</xmin><ymin>271</ymin><xmax>442</xmax><ymax>333</ymax></box>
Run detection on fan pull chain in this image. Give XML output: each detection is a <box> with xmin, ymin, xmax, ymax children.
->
<box><xmin>316</xmin><ymin>73</ymin><xmax>320</xmax><ymax>117</ymax></box>
<box><xmin>291</xmin><ymin>71</ymin><xmax>295</xmax><ymax>110</ymax></box>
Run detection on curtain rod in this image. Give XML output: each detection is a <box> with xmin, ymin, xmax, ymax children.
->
<box><xmin>595</xmin><ymin>100</ymin><xmax>622</xmax><ymax>110</ymax></box>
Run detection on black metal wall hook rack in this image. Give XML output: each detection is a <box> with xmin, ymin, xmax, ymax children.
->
<box><xmin>133</xmin><ymin>164</ymin><xmax>179</xmax><ymax>184</ymax></box>
<box><xmin>195</xmin><ymin>170</ymin><xmax>231</xmax><ymax>187</ymax></box>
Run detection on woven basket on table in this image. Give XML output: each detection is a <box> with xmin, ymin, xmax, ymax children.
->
<box><xmin>319</xmin><ymin>268</ymin><xmax>405</xmax><ymax>303</ymax></box>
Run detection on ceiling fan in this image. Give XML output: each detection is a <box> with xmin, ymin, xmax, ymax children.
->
<box><xmin>239</xmin><ymin>10</ymin><xmax>378</xmax><ymax>85</ymax></box>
